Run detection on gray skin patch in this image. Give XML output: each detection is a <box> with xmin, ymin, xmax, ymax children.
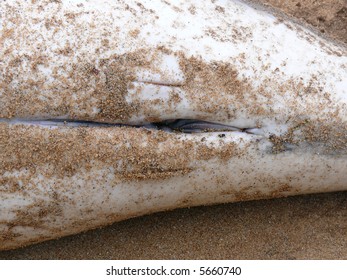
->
<box><xmin>0</xmin><ymin>118</ymin><xmax>256</xmax><ymax>133</ymax></box>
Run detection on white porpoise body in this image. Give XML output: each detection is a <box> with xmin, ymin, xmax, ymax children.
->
<box><xmin>0</xmin><ymin>0</ymin><xmax>346</xmax><ymax>250</ymax></box>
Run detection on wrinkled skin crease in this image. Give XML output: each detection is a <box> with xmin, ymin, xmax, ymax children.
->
<box><xmin>0</xmin><ymin>0</ymin><xmax>346</xmax><ymax>251</ymax></box>
<box><xmin>0</xmin><ymin>118</ymin><xmax>257</xmax><ymax>134</ymax></box>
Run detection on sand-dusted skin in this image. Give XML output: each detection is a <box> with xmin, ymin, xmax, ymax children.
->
<box><xmin>0</xmin><ymin>0</ymin><xmax>346</xmax><ymax>250</ymax></box>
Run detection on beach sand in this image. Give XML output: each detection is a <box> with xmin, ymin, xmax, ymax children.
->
<box><xmin>0</xmin><ymin>0</ymin><xmax>346</xmax><ymax>259</ymax></box>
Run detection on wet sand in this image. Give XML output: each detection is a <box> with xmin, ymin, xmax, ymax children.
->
<box><xmin>0</xmin><ymin>0</ymin><xmax>346</xmax><ymax>259</ymax></box>
<box><xmin>1</xmin><ymin>191</ymin><xmax>347</xmax><ymax>259</ymax></box>
<box><xmin>261</xmin><ymin>0</ymin><xmax>346</xmax><ymax>45</ymax></box>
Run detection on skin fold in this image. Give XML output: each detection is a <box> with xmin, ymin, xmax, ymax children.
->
<box><xmin>0</xmin><ymin>0</ymin><xmax>346</xmax><ymax>250</ymax></box>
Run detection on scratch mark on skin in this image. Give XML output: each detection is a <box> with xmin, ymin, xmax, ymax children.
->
<box><xmin>0</xmin><ymin>0</ymin><xmax>346</xmax><ymax>250</ymax></box>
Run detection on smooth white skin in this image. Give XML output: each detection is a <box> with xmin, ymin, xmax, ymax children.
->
<box><xmin>1</xmin><ymin>0</ymin><xmax>346</xmax><ymax>132</ymax></box>
<box><xmin>0</xmin><ymin>0</ymin><xmax>346</xmax><ymax>250</ymax></box>
<box><xmin>1</xmin><ymin>129</ymin><xmax>347</xmax><ymax>250</ymax></box>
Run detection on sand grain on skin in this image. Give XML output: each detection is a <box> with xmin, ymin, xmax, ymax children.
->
<box><xmin>1</xmin><ymin>0</ymin><xmax>346</xmax><ymax>259</ymax></box>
